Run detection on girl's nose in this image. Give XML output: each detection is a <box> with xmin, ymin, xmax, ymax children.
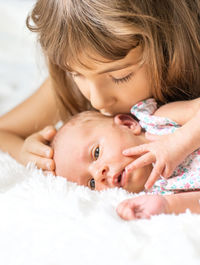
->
<box><xmin>89</xmin><ymin>82</ymin><xmax>116</xmax><ymax>111</ymax></box>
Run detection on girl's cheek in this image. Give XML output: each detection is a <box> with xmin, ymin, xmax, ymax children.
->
<box><xmin>75</xmin><ymin>80</ymin><xmax>90</xmax><ymax>98</ymax></box>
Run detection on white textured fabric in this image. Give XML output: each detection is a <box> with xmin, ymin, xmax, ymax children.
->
<box><xmin>0</xmin><ymin>1</ymin><xmax>200</xmax><ymax>265</ymax></box>
<box><xmin>1</xmin><ymin>151</ymin><xmax>200</xmax><ymax>265</ymax></box>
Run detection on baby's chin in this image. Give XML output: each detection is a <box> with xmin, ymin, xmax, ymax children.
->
<box><xmin>123</xmin><ymin>175</ymin><xmax>145</xmax><ymax>193</ymax></box>
<box><xmin>124</xmin><ymin>184</ymin><xmax>144</xmax><ymax>193</ymax></box>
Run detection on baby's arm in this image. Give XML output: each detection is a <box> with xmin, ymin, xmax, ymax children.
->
<box><xmin>117</xmin><ymin>191</ymin><xmax>200</xmax><ymax>220</ymax></box>
<box><xmin>0</xmin><ymin>78</ymin><xmax>59</xmax><ymax>171</ymax></box>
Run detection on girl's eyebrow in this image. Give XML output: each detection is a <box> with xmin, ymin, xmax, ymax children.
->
<box><xmin>96</xmin><ymin>63</ymin><xmax>133</xmax><ymax>75</ymax></box>
<box><xmin>69</xmin><ymin>63</ymin><xmax>133</xmax><ymax>75</ymax></box>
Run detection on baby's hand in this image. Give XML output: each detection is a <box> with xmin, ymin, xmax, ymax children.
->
<box><xmin>117</xmin><ymin>194</ymin><xmax>169</xmax><ymax>220</ymax></box>
<box><xmin>123</xmin><ymin>131</ymin><xmax>187</xmax><ymax>190</ymax></box>
<box><xmin>19</xmin><ymin>126</ymin><xmax>57</xmax><ymax>174</ymax></box>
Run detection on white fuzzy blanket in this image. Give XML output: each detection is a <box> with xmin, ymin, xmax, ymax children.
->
<box><xmin>1</xmin><ymin>1</ymin><xmax>200</xmax><ymax>265</ymax></box>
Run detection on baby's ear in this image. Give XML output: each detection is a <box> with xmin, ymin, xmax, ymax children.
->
<box><xmin>114</xmin><ymin>114</ymin><xmax>141</xmax><ymax>135</ymax></box>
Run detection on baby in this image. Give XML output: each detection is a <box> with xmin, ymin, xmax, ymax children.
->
<box><xmin>52</xmin><ymin>99</ymin><xmax>200</xmax><ymax>219</ymax></box>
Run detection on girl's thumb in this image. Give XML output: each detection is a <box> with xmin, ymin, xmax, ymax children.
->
<box><xmin>41</xmin><ymin>126</ymin><xmax>57</xmax><ymax>141</ymax></box>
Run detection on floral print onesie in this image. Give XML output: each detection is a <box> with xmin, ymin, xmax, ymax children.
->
<box><xmin>131</xmin><ymin>98</ymin><xmax>200</xmax><ymax>195</ymax></box>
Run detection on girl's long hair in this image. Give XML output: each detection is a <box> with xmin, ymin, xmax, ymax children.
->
<box><xmin>27</xmin><ymin>0</ymin><xmax>200</xmax><ymax>120</ymax></box>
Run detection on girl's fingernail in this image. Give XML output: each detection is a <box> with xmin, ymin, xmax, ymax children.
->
<box><xmin>46</xmin><ymin>163</ymin><xmax>52</xmax><ymax>170</ymax></box>
<box><xmin>45</xmin><ymin>150</ymin><xmax>51</xmax><ymax>157</ymax></box>
<box><xmin>123</xmin><ymin>150</ymin><xmax>128</xmax><ymax>154</ymax></box>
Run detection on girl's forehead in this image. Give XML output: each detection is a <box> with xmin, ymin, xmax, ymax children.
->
<box><xmin>68</xmin><ymin>46</ymin><xmax>143</xmax><ymax>73</ymax></box>
<box><xmin>67</xmin><ymin>49</ymin><xmax>113</xmax><ymax>72</ymax></box>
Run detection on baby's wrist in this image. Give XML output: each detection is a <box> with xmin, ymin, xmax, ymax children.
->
<box><xmin>164</xmin><ymin>194</ymin><xmax>185</xmax><ymax>215</ymax></box>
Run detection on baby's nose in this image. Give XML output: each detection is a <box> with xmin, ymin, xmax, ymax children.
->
<box><xmin>95</xmin><ymin>166</ymin><xmax>108</xmax><ymax>180</ymax></box>
<box><xmin>90</xmin><ymin>164</ymin><xmax>110</xmax><ymax>185</ymax></box>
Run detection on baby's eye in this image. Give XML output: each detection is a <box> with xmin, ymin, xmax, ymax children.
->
<box><xmin>89</xmin><ymin>178</ymin><xmax>95</xmax><ymax>190</ymax></box>
<box><xmin>93</xmin><ymin>146</ymin><xmax>100</xmax><ymax>160</ymax></box>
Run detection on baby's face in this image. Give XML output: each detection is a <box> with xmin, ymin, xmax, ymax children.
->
<box><xmin>54</xmin><ymin>114</ymin><xmax>152</xmax><ymax>193</ymax></box>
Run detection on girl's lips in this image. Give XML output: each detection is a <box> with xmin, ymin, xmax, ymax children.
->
<box><xmin>100</xmin><ymin>111</ymin><xmax>112</xmax><ymax>116</ymax></box>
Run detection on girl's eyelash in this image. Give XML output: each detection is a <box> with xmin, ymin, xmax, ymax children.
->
<box><xmin>71</xmin><ymin>72</ymin><xmax>80</xmax><ymax>78</ymax></box>
<box><xmin>112</xmin><ymin>73</ymin><xmax>133</xmax><ymax>84</ymax></box>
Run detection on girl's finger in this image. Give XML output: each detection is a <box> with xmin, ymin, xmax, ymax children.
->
<box><xmin>26</xmin><ymin>139</ymin><xmax>54</xmax><ymax>158</ymax></box>
<box><xmin>25</xmin><ymin>154</ymin><xmax>55</xmax><ymax>171</ymax></box>
<box><xmin>123</xmin><ymin>144</ymin><xmax>148</xmax><ymax>156</ymax></box>
<box><xmin>144</xmin><ymin>163</ymin><xmax>164</xmax><ymax>190</ymax></box>
<box><xmin>162</xmin><ymin>165</ymin><xmax>173</xmax><ymax>179</ymax></box>
<box><xmin>39</xmin><ymin>126</ymin><xmax>57</xmax><ymax>141</ymax></box>
<box><xmin>125</xmin><ymin>153</ymin><xmax>155</xmax><ymax>173</ymax></box>
<box><xmin>43</xmin><ymin>170</ymin><xmax>56</xmax><ymax>176</ymax></box>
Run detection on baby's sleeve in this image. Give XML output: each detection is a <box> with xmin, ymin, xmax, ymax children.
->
<box><xmin>131</xmin><ymin>98</ymin><xmax>180</xmax><ymax>135</ymax></box>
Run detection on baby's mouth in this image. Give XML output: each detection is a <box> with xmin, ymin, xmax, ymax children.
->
<box><xmin>113</xmin><ymin>170</ymin><xmax>126</xmax><ymax>187</ymax></box>
<box><xmin>117</xmin><ymin>174</ymin><xmax>122</xmax><ymax>184</ymax></box>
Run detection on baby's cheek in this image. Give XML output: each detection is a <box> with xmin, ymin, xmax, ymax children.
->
<box><xmin>125</xmin><ymin>168</ymin><xmax>148</xmax><ymax>193</ymax></box>
<box><xmin>95</xmin><ymin>182</ymin><xmax>109</xmax><ymax>191</ymax></box>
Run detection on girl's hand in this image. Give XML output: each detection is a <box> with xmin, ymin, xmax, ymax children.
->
<box><xmin>117</xmin><ymin>194</ymin><xmax>169</xmax><ymax>220</ymax></box>
<box><xmin>19</xmin><ymin>126</ymin><xmax>57</xmax><ymax>174</ymax></box>
<box><xmin>123</xmin><ymin>130</ymin><xmax>188</xmax><ymax>190</ymax></box>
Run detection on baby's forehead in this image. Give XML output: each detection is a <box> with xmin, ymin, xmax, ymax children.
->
<box><xmin>54</xmin><ymin>113</ymin><xmax>113</xmax><ymax>150</ymax></box>
<box><xmin>57</xmin><ymin>122</ymin><xmax>93</xmax><ymax>144</ymax></box>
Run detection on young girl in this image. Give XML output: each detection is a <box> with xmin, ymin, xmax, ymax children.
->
<box><xmin>0</xmin><ymin>0</ymin><xmax>200</xmax><ymax>189</ymax></box>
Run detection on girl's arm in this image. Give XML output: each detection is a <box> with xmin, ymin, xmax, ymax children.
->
<box><xmin>0</xmin><ymin>78</ymin><xmax>60</xmax><ymax>169</ymax></box>
<box><xmin>117</xmin><ymin>191</ymin><xmax>200</xmax><ymax>220</ymax></box>
<box><xmin>154</xmin><ymin>98</ymin><xmax>200</xmax><ymax>125</ymax></box>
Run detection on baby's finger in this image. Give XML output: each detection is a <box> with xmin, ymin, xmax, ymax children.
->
<box><xmin>117</xmin><ymin>199</ymin><xmax>131</xmax><ymax>213</ymax></box>
<box><xmin>117</xmin><ymin>203</ymin><xmax>135</xmax><ymax>220</ymax></box>
<box><xmin>144</xmin><ymin>163</ymin><xmax>164</xmax><ymax>190</ymax></box>
<box><xmin>123</xmin><ymin>144</ymin><xmax>148</xmax><ymax>156</ymax></box>
<box><xmin>134</xmin><ymin>211</ymin><xmax>151</xmax><ymax>219</ymax></box>
<box><xmin>125</xmin><ymin>153</ymin><xmax>155</xmax><ymax>173</ymax></box>
<box><xmin>39</xmin><ymin>126</ymin><xmax>57</xmax><ymax>142</ymax></box>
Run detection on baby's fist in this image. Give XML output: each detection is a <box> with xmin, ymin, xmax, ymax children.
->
<box><xmin>117</xmin><ymin>194</ymin><xmax>169</xmax><ymax>220</ymax></box>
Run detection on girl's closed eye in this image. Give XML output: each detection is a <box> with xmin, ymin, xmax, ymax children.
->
<box><xmin>70</xmin><ymin>72</ymin><xmax>81</xmax><ymax>79</ymax></box>
<box><xmin>111</xmin><ymin>72</ymin><xmax>133</xmax><ymax>84</ymax></box>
